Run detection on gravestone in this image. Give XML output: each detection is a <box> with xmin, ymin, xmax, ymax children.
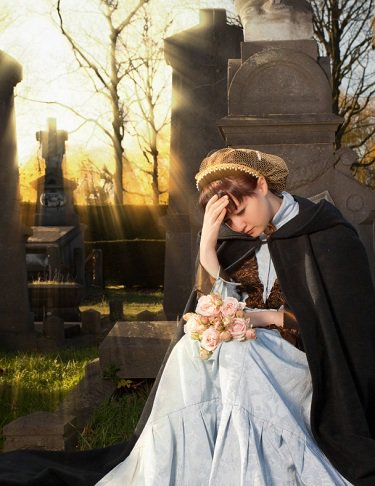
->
<box><xmin>27</xmin><ymin>118</ymin><xmax>85</xmax><ymax>285</ymax></box>
<box><xmin>163</xmin><ymin>5</ymin><xmax>374</xmax><ymax>301</ymax></box>
<box><xmin>99</xmin><ymin>321</ymin><xmax>177</xmax><ymax>378</ymax></box>
<box><xmin>218</xmin><ymin>0</ymin><xmax>375</xmax><ymax>279</ymax></box>
<box><xmin>33</xmin><ymin>118</ymin><xmax>78</xmax><ymax>227</ymax></box>
<box><xmin>3</xmin><ymin>412</ymin><xmax>77</xmax><ymax>452</ymax></box>
<box><xmin>81</xmin><ymin>309</ymin><xmax>102</xmax><ymax>334</ymax></box>
<box><xmin>163</xmin><ymin>9</ymin><xmax>243</xmax><ymax>319</ymax></box>
<box><xmin>0</xmin><ymin>51</ymin><xmax>35</xmax><ymax>350</ymax></box>
<box><xmin>26</xmin><ymin>119</ymin><xmax>85</xmax><ymax>322</ymax></box>
<box><xmin>43</xmin><ymin>314</ymin><xmax>65</xmax><ymax>343</ymax></box>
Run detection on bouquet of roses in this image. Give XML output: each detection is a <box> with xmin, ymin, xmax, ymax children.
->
<box><xmin>183</xmin><ymin>293</ymin><xmax>256</xmax><ymax>360</ymax></box>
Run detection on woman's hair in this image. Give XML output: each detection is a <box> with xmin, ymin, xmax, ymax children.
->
<box><xmin>198</xmin><ymin>173</ymin><xmax>258</xmax><ymax>216</ymax></box>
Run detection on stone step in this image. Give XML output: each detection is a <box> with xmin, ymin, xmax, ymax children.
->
<box><xmin>2</xmin><ymin>412</ymin><xmax>77</xmax><ymax>452</ymax></box>
<box><xmin>99</xmin><ymin>321</ymin><xmax>177</xmax><ymax>379</ymax></box>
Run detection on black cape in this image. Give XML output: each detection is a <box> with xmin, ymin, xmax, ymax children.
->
<box><xmin>0</xmin><ymin>196</ymin><xmax>374</xmax><ymax>485</ymax></box>
<box><xmin>215</xmin><ymin>196</ymin><xmax>375</xmax><ymax>486</ymax></box>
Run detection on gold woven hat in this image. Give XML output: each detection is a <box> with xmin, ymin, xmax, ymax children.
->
<box><xmin>195</xmin><ymin>147</ymin><xmax>289</xmax><ymax>193</ymax></box>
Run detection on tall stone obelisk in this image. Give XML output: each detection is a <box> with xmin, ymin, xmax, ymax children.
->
<box><xmin>163</xmin><ymin>10</ymin><xmax>243</xmax><ymax>318</ymax></box>
<box><xmin>0</xmin><ymin>51</ymin><xmax>35</xmax><ymax>350</ymax></box>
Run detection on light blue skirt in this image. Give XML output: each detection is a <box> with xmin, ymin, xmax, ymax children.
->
<box><xmin>97</xmin><ymin>330</ymin><xmax>352</xmax><ymax>486</ymax></box>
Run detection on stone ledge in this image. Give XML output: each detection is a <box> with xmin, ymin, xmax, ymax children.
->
<box><xmin>2</xmin><ymin>412</ymin><xmax>77</xmax><ymax>452</ymax></box>
<box><xmin>99</xmin><ymin>321</ymin><xmax>177</xmax><ymax>378</ymax></box>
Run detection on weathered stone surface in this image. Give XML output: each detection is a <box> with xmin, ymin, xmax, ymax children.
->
<box><xmin>109</xmin><ymin>299</ymin><xmax>124</xmax><ymax>321</ymax></box>
<box><xmin>234</xmin><ymin>0</ymin><xmax>313</xmax><ymax>42</ymax></box>
<box><xmin>2</xmin><ymin>412</ymin><xmax>76</xmax><ymax>452</ymax></box>
<box><xmin>28</xmin><ymin>282</ymin><xmax>83</xmax><ymax>321</ymax></box>
<box><xmin>241</xmin><ymin>39</ymin><xmax>318</xmax><ymax>62</ymax></box>
<box><xmin>163</xmin><ymin>9</ymin><xmax>243</xmax><ymax>319</ymax></box>
<box><xmin>43</xmin><ymin>314</ymin><xmax>65</xmax><ymax>342</ymax></box>
<box><xmin>228</xmin><ymin>48</ymin><xmax>332</xmax><ymax>116</ymax></box>
<box><xmin>55</xmin><ymin>358</ymin><xmax>115</xmax><ymax>429</ymax></box>
<box><xmin>0</xmin><ymin>51</ymin><xmax>35</xmax><ymax>350</ymax></box>
<box><xmin>99</xmin><ymin>321</ymin><xmax>177</xmax><ymax>378</ymax></box>
<box><xmin>81</xmin><ymin>309</ymin><xmax>101</xmax><ymax>334</ymax></box>
<box><xmin>219</xmin><ymin>32</ymin><xmax>375</xmax><ymax>282</ymax></box>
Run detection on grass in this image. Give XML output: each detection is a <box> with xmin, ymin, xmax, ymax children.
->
<box><xmin>0</xmin><ymin>288</ymin><xmax>163</xmax><ymax>450</ymax></box>
<box><xmin>0</xmin><ymin>347</ymin><xmax>98</xmax><ymax>448</ymax></box>
<box><xmin>78</xmin><ymin>380</ymin><xmax>154</xmax><ymax>450</ymax></box>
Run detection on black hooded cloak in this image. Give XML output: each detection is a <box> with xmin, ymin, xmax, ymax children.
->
<box><xmin>215</xmin><ymin>195</ymin><xmax>375</xmax><ymax>486</ymax></box>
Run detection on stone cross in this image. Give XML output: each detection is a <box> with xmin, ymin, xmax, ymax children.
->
<box><xmin>36</xmin><ymin>118</ymin><xmax>68</xmax><ymax>172</ymax></box>
<box><xmin>33</xmin><ymin>118</ymin><xmax>79</xmax><ymax>226</ymax></box>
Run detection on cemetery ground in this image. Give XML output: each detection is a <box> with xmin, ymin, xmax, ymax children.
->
<box><xmin>0</xmin><ymin>286</ymin><xmax>163</xmax><ymax>452</ymax></box>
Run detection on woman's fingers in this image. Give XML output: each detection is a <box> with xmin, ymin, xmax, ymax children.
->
<box><xmin>217</xmin><ymin>207</ymin><xmax>227</xmax><ymax>224</ymax></box>
<box><xmin>205</xmin><ymin>195</ymin><xmax>229</xmax><ymax>222</ymax></box>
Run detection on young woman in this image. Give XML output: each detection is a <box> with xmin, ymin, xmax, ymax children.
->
<box><xmin>96</xmin><ymin>148</ymin><xmax>375</xmax><ymax>485</ymax></box>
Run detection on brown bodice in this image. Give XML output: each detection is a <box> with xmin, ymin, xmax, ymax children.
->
<box><xmin>230</xmin><ymin>255</ymin><xmax>286</xmax><ymax>309</ymax></box>
<box><xmin>229</xmin><ymin>255</ymin><xmax>301</xmax><ymax>348</ymax></box>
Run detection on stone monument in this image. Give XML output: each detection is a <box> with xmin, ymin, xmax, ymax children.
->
<box><xmin>163</xmin><ymin>9</ymin><xmax>243</xmax><ymax>318</ymax></box>
<box><xmin>33</xmin><ymin>118</ymin><xmax>78</xmax><ymax>226</ymax></box>
<box><xmin>0</xmin><ymin>51</ymin><xmax>35</xmax><ymax>350</ymax></box>
<box><xmin>27</xmin><ymin>118</ymin><xmax>85</xmax><ymax>286</ymax></box>
<box><xmin>163</xmin><ymin>3</ymin><xmax>374</xmax><ymax>319</ymax></box>
<box><xmin>218</xmin><ymin>0</ymin><xmax>374</xmax><ymax>279</ymax></box>
<box><xmin>26</xmin><ymin>118</ymin><xmax>85</xmax><ymax>321</ymax></box>
<box><xmin>234</xmin><ymin>0</ymin><xmax>313</xmax><ymax>41</ymax></box>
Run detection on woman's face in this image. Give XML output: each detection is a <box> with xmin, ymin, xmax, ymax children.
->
<box><xmin>223</xmin><ymin>177</ymin><xmax>278</xmax><ymax>237</ymax></box>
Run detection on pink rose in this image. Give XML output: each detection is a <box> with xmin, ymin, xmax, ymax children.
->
<box><xmin>246</xmin><ymin>328</ymin><xmax>257</xmax><ymax>340</ymax></box>
<box><xmin>230</xmin><ymin>318</ymin><xmax>248</xmax><ymax>341</ymax></box>
<box><xmin>200</xmin><ymin>327</ymin><xmax>220</xmax><ymax>352</ymax></box>
<box><xmin>211</xmin><ymin>293</ymin><xmax>223</xmax><ymax>307</ymax></box>
<box><xmin>219</xmin><ymin>330</ymin><xmax>232</xmax><ymax>342</ymax></box>
<box><xmin>221</xmin><ymin>297</ymin><xmax>240</xmax><ymax>317</ymax></box>
<box><xmin>184</xmin><ymin>314</ymin><xmax>201</xmax><ymax>339</ymax></box>
<box><xmin>212</xmin><ymin>317</ymin><xmax>224</xmax><ymax>332</ymax></box>
<box><xmin>196</xmin><ymin>295</ymin><xmax>220</xmax><ymax>317</ymax></box>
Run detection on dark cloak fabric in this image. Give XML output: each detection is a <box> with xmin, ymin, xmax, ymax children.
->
<box><xmin>0</xmin><ymin>196</ymin><xmax>374</xmax><ymax>486</ymax></box>
<box><xmin>214</xmin><ymin>196</ymin><xmax>375</xmax><ymax>486</ymax></box>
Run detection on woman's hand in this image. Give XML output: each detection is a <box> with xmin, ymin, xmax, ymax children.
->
<box><xmin>246</xmin><ymin>310</ymin><xmax>284</xmax><ymax>328</ymax></box>
<box><xmin>199</xmin><ymin>194</ymin><xmax>229</xmax><ymax>278</ymax></box>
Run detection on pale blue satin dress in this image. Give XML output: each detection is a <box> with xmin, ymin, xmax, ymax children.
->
<box><xmin>97</xmin><ymin>332</ymin><xmax>351</xmax><ymax>485</ymax></box>
<box><xmin>97</xmin><ymin>194</ymin><xmax>352</xmax><ymax>486</ymax></box>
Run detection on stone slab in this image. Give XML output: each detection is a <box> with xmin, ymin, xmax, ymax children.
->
<box><xmin>2</xmin><ymin>412</ymin><xmax>77</xmax><ymax>452</ymax></box>
<box><xmin>99</xmin><ymin>321</ymin><xmax>177</xmax><ymax>378</ymax></box>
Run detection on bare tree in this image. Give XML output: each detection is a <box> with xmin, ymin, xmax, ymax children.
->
<box><xmin>126</xmin><ymin>6</ymin><xmax>172</xmax><ymax>205</ymax></box>
<box><xmin>56</xmin><ymin>0</ymin><xmax>149</xmax><ymax>204</ymax></box>
<box><xmin>311</xmin><ymin>0</ymin><xmax>375</xmax><ymax>174</ymax></box>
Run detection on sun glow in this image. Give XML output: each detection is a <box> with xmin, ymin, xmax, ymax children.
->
<box><xmin>1</xmin><ymin>0</ymin><xmax>235</xmax><ymax>203</ymax></box>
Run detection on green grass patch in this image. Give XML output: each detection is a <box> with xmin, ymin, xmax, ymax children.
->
<box><xmin>0</xmin><ymin>347</ymin><xmax>98</xmax><ymax>447</ymax></box>
<box><xmin>78</xmin><ymin>380</ymin><xmax>153</xmax><ymax>450</ymax></box>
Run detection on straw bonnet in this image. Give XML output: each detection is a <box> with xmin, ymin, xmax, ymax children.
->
<box><xmin>195</xmin><ymin>147</ymin><xmax>289</xmax><ymax>193</ymax></box>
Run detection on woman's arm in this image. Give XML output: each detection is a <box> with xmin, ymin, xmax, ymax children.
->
<box><xmin>246</xmin><ymin>310</ymin><xmax>284</xmax><ymax>328</ymax></box>
<box><xmin>199</xmin><ymin>194</ymin><xmax>229</xmax><ymax>278</ymax></box>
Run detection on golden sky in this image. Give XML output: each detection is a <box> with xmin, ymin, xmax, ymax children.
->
<box><xmin>0</xmin><ymin>0</ymin><xmax>236</xmax><ymax>203</ymax></box>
